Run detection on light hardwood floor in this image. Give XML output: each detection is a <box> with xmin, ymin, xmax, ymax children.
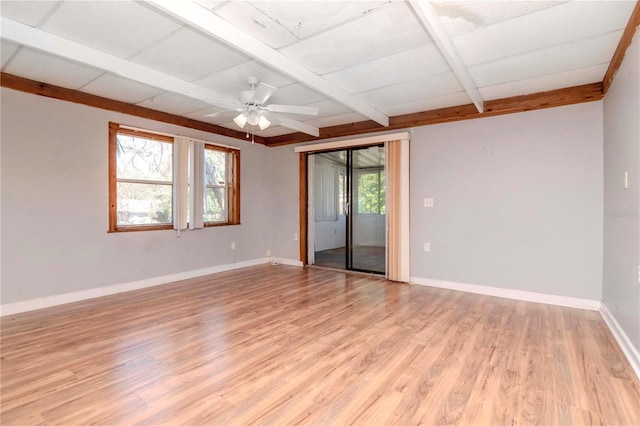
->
<box><xmin>1</xmin><ymin>265</ymin><xmax>639</xmax><ymax>425</ymax></box>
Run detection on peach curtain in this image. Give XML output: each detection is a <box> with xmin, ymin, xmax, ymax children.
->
<box><xmin>386</xmin><ymin>139</ymin><xmax>410</xmax><ymax>282</ymax></box>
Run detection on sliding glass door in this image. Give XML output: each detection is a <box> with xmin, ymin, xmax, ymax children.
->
<box><xmin>311</xmin><ymin>145</ymin><xmax>385</xmax><ymax>274</ymax></box>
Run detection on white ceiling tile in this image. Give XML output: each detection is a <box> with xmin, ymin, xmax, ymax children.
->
<box><xmin>194</xmin><ymin>0</ymin><xmax>227</xmax><ymax>12</ymax></box>
<box><xmin>80</xmin><ymin>73</ymin><xmax>165</xmax><ymax>104</ymax></box>
<box><xmin>377</xmin><ymin>92</ymin><xmax>472</xmax><ymax>116</ymax></box>
<box><xmin>323</xmin><ymin>44</ymin><xmax>449</xmax><ymax>94</ymax></box>
<box><xmin>0</xmin><ymin>1</ymin><xmax>59</xmax><ymax>26</ymax></box>
<box><xmin>136</xmin><ymin>92</ymin><xmax>212</xmax><ymax>116</ymax></box>
<box><xmin>214</xmin><ymin>2</ymin><xmax>383</xmax><ymax>50</ymax></box>
<box><xmin>1</xmin><ymin>40</ymin><xmax>20</xmax><ymax>69</ymax></box>
<box><xmin>4</xmin><ymin>46</ymin><xmax>103</xmax><ymax>89</ymax></box>
<box><xmin>214</xmin><ymin>1</ymin><xmax>298</xmax><ymax>49</ymax></box>
<box><xmin>267</xmin><ymin>83</ymin><xmax>326</xmax><ymax>106</ymax></box>
<box><xmin>454</xmin><ymin>0</ymin><xmax>636</xmax><ymax>66</ymax></box>
<box><xmin>470</xmin><ymin>31</ymin><xmax>622</xmax><ymax>87</ymax></box>
<box><xmin>130</xmin><ymin>27</ymin><xmax>248</xmax><ymax>82</ymax></box>
<box><xmin>356</xmin><ymin>72</ymin><xmax>463</xmax><ymax>108</ymax></box>
<box><xmin>305</xmin><ymin>100</ymin><xmax>352</xmax><ymax>119</ymax></box>
<box><xmin>194</xmin><ymin>60</ymin><xmax>294</xmax><ymax>98</ymax></box>
<box><xmin>40</xmin><ymin>1</ymin><xmax>182</xmax><ymax>58</ymax></box>
<box><xmin>433</xmin><ymin>1</ymin><xmax>566</xmax><ymax>37</ymax></box>
<box><xmin>479</xmin><ymin>64</ymin><xmax>608</xmax><ymax>100</ymax></box>
<box><xmin>305</xmin><ymin>112</ymin><xmax>367</xmax><ymax>128</ymax></box>
<box><xmin>279</xmin><ymin>2</ymin><xmax>431</xmax><ymax>74</ymax></box>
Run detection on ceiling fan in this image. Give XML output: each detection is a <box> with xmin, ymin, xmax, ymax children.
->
<box><xmin>206</xmin><ymin>76</ymin><xmax>320</xmax><ymax>137</ymax></box>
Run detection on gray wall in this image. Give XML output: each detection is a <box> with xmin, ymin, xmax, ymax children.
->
<box><xmin>265</xmin><ymin>144</ymin><xmax>300</xmax><ymax>261</ymax></box>
<box><xmin>603</xmin><ymin>29</ymin><xmax>640</xmax><ymax>351</ymax></box>
<box><xmin>1</xmin><ymin>88</ymin><xmax>275</xmax><ymax>304</ymax></box>
<box><xmin>410</xmin><ymin>102</ymin><xmax>604</xmax><ymax>300</ymax></box>
<box><xmin>0</xmin><ymin>85</ymin><xmax>608</xmax><ymax>307</ymax></box>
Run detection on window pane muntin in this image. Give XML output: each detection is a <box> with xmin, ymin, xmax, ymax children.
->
<box><xmin>116</xmin><ymin>182</ymin><xmax>172</xmax><ymax>226</ymax></box>
<box><xmin>116</xmin><ymin>134</ymin><xmax>172</xmax><ymax>182</ymax></box>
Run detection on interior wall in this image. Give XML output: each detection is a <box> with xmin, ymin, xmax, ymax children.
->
<box><xmin>314</xmin><ymin>215</ymin><xmax>346</xmax><ymax>251</ymax></box>
<box><xmin>264</xmin><ymin>144</ymin><xmax>300</xmax><ymax>261</ymax></box>
<box><xmin>0</xmin><ymin>88</ymin><xmax>274</xmax><ymax>305</ymax></box>
<box><xmin>603</xmin><ymin>29</ymin><xmax>640</xmax><ymax>352</ymax></box>
<box><xmin>410</xmin><ymin>102</ymin><xmax>604</xmax><ymax>300</ymax></box>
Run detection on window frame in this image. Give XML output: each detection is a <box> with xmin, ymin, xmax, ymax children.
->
<box><xmin>203</xmin><ymin>143</ymin><xmax>241</xmax><ymax>227</ymax></box>
<box><xmin>109</xmin><ymin>123</ymin><xmax>175</xmax><ymax>233</ymax></box>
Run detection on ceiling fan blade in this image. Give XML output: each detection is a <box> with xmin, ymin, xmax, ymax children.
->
<box><xmin>204</xmin><ymin>108</ymin><xmax>242</xmax><ymax>118</ymax></box>
<box><xmin>274</xmin><ymin>116</ymin><xmax>319</xmax><ymax>137</ymax></box>
<box><xmin>253</xmin><ymin>82</ymin><xmax>277</xmax><ymax>105</ymax></box>
<box><xmin>263</xmin><ymin>104</ymin><xmax>319</xmax><ymax>116</ymax></box>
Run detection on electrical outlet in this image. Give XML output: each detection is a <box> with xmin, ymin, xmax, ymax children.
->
<box><xmin>294</xmin><ymin>233</ymin><xmax>298</xmax><ymax>241</ymax></box>
<box><xmin>231</xmin><ymin>242</ymin><xmax>236</xmax><ymax>250</ymax></box>
<box><xmin>267</xmin><ymin>249</ymin><xmax>271</xmax><ymax>257</ymax></box>
<box><xmin>424</xmin><ymin>242</ymin><xmax>431</xmax><ymax>252</ymax></box>
<box><xmin>424</xmin><ymin>198</ymin><xmax>434</xmax><ymax>207</ymax></box>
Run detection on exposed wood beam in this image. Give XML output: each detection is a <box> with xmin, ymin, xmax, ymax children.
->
<box><xmin>0</xmin><ymin>73</ymin><xmax>266</xmax><ymax>144</ymax></box>
<box><xmin>265</xmin><ymin>83</ymin><xmax>603</xmax><ymax>146</ymax></box>
<box><xmin>407</xmin><ymin>0</ymin><xmax>484</xmax><ymax>113</ymax></box>
<box><xmin>146</xmin><ymin>0</ymin><xmax>390</xmax><ymax>127</ymax></box>
<box><xmin>0</xmin><ymin>17</ymin><xmax>242</xmax><ymax>109</ymax></box>
<box><xmin>1</xmin><ymin>72</ymin><xmax>603</xmax><ymax>149</ymax></box>
<box><xmin>603</xmin><ymin>0</ymin><xmax>640</xmax><ymax>94</ymax></box>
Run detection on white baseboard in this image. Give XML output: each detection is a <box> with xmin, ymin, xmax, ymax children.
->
<box><xmin>600</xmin><ymin>303</ymin><xmax>640</xmax><ymax>380</ymax></box>
<box><xmin>1</xmin><ymin>257</ymin><xmax>302</xmax><ymax>316</ymax></box>
<box><xmin>271</xmin><ymin>257</ymin><xmax>304</xmax><ymax>267</ymax></box>
<box><xmin>411</xmin><ymin>276</ymin><xmax>601</xmax><ymax>311</ymax></box>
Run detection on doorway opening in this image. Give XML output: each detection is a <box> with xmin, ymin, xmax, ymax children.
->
<box><xmin>310</xmin><ymin>145</ymin><xmax>386</xmax><ymax>274</ymax></box>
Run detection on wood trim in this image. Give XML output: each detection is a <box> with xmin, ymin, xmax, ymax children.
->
<box><xmin>265</xmin><ymin>83</ymin><xmax>604</xmax><ymax>146</ymax></box>
<box><xmin>299</xmin><ymin>153</ymin><xmax>308</xmax><ymax>265</ymax></box>
<box><xmin>203</xmin><ymin>144</ymin><xmax>241</xmax><ymax>226</ymax></box>
<box><xmin>0</xmin><ymin>72</ymin><xmax>267</xmax><ymax>145</ymax></box>
<box><xmin>108</xmin><ymin>123</ymin><xmax>118</xmax><ymax>233</ymax></box>
<box><xmin>2</xmin><ymin>73</ymin><xmax>604</xmax><ymax>149</ymax></box>
<box><xmin>117</xmin><ymin>127</ymin><xmax>174</xmax><ymax>143</ymax></box>
<box><xmin>603</xmin><ymin>0</ymin><xmax>640</xmax><ymax>94</ymax></box>
<box><xmin>108</xmin><ymin>224</ymin><xmax>173</xmax><ymax>233</ymax></box>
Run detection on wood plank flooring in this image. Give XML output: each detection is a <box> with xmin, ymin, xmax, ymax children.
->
<box><xmin>1</xmin><ymin>264</ymin><xmax>639</xmax><ymax>425</ymax></box>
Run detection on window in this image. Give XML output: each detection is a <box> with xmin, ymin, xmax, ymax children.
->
<box><xmin>109</xmin><ymin>124</ymin><xmax>174</xmax><ymax>232</ymax></box>
<box><xmin>204</xmin><ymin>144</ymin><xmax>240</xmax><ymax>226</ymax></box>
<box><xmin>357</xmin><ymin>169</ymin><xmax>385</xmax><ymax>214</ymax></box>
<box><xmin>109</xmin><ymin>123</ymin><xmax>240</xmax><ymax>232</ymax></box>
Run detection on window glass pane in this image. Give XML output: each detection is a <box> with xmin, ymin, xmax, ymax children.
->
<box><xmin>205</xmin><ymin>187</ymin><xmax>227</xmax><ymax>222</ymax></box>
<box><xmin>117</xmin><ymin>182</ymin><xmax>172</xmax><ymax>225</ymax></box>
<box><xmin>357</xmin><ymin>172</ymin><xmax>382</xmax><ymax>213</ymax></box>
<box><xmin>117</xmin><ymin>135</ymin><xmax>172</xmax><ymax>182</ymax></box>
<box><xmin>205</xmin><ymin>149</ymin><xmax>226</xmax><ymax>186</ymax></box>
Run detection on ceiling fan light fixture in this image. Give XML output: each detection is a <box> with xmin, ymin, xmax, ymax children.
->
<box><xmin>258</xmin><ymin>115</ymin><xmax>271</xmax><ymax>130</ymax></box>
<box><xmin>247</xmin><ymin>110</ymin><xmax>260</xmax><ymax>126</ymax></box>
<box><xmin>233</xmin><ymin>113</ymin><xmax>248</xmax><ymax>128</ymax></box>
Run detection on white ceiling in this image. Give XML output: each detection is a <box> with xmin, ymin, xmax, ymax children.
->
<box><xmin>0</xmin><ymin>0</ymin><xmax>635</xmax><ymax>139</ymax></box>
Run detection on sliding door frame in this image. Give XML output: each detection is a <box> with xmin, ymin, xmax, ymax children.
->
<box><xmin>297</xmin><ymin>132</ymin><xmax>410</xmax><ymax>277</ymax></box>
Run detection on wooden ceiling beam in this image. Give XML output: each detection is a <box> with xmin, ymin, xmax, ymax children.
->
<box><xmin>265</xmin><ymin>83</ymin><xmax>603</xmax><ymax>146</ymax></box>
<box><xmin>603</xmin><ymin>0</ymin><xmax>640</xmax><ymax>94</ymax></box>
<box><xmin>0</xmin><ymin>73</ymin><xmax>265</xmax><ymax>144</ymax></box>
